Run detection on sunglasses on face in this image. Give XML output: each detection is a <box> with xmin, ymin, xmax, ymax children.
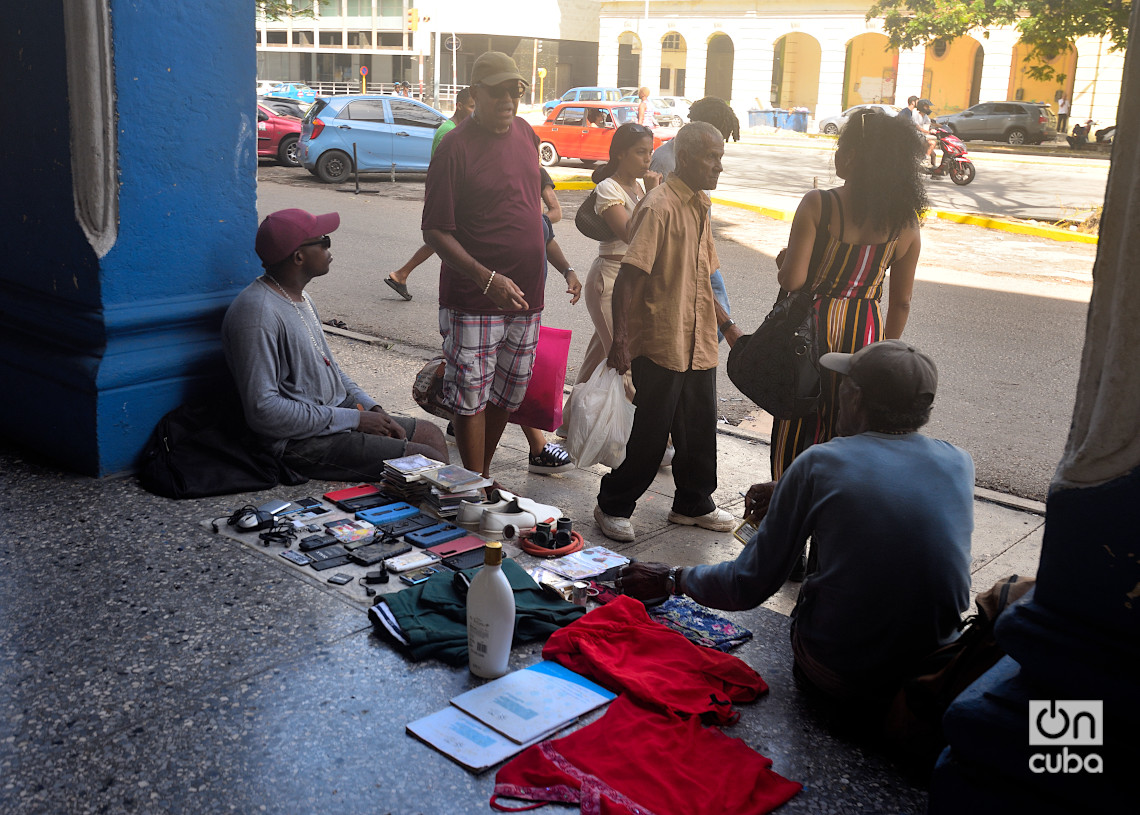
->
<box><xmin>299</xmin><ymin>235</ymin><xmax>332</xmax><ymax>250</ymax></box>
<box><xmin>480</xmin><ymin>82</ymin><xmax>526</xmax><ymax>100</ymax></box>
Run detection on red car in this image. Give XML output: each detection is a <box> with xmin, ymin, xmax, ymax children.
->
<box><xmin>257</xmin><ymin>103</ymin><xmax>302</xmax><ymax>167</ymax></box>
<box><xmin>533</xmin><ymin>102</ymin><xmax>672</xmax><ymax>167</ymax></box>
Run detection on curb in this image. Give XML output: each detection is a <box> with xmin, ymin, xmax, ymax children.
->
<box><xmin>551</xmin><ymin>176</ymin><xmax>1098</xmax><ymax>244</ymax></box>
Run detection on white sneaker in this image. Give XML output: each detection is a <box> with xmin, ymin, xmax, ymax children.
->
<box><xmin>660</xmin><ymin>444</ymin><xmax>675</xmax><ymax>468</ymax></box>
<box><xmin>667</xmin><ymin>507</ymin><xmax>735</xmax><ymax>532</ymax></box>
<box><xmin>593</xmin><ymin>505</ymin><xmax>635</xmax><ymax>542</ymax></box>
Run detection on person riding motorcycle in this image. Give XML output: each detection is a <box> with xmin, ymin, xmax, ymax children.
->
<box><xmin>914</xmin><ymin>99</ymin><xmax>938</xmax><ymax>170</ymax></box>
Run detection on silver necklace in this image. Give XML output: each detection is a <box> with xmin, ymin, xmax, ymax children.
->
<box><xmin>262</xmin><ymin>275</ymin><xmax>331</xmax><ymax>367</ymax></box>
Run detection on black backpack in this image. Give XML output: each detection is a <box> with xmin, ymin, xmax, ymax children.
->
<box><xmin>138</xmin><ymin>385</ymin><xmax>308</xmax><ymax>499</ymax></box>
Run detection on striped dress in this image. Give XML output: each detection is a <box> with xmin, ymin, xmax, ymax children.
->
<box><xmin>770</xmin><ymin>189</ymin><xmax>899</xmax><ymax>480</ymax></box>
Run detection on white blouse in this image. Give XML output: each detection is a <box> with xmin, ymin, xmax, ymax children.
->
<box><xmin>594</xmin><ymin>176</ymin><xmax>645</xmax><ymax>257</ymax></box>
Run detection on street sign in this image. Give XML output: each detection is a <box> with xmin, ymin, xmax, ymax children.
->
<box><xmin>445</xmin><ymin>36</ymin><xmax>461</xmax><ymax>52</ymax></box>
<box><xmin>538</xmin><ymin>68</ymin><xmax>547</xmax><ymax>79</ymax></box>
<box><xmin>360</xmin><ymin>66</ymin><xmax>368</xmax><ymax>77</ymax></box>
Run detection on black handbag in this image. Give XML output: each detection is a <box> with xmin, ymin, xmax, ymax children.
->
<box><xmin>727</xmin><ymin>191</ymin><xmax>838</xmax><ymax>419</ymax></box>
<box><xmin>727</xmin><ymin>289</ymin><xmax>820</xmax><ymax>419</ymax></box>
<box><xmin>575</xmin><ymin>188</ymin><xmax>616</xmax><ymax>242</ymax></box>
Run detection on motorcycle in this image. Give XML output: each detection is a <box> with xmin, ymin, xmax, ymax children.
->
<box><xmin>925</xmin><ymin>124</ymin><xmax>976</xmax><ymax>186</ymax></box>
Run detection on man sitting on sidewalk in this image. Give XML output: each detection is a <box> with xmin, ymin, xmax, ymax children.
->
<box><xmin>223</xmin><ymin>208</ymin><xmax>449</xmax><ymax>481</ymax></box>
<box><xmin>617</xmin><ymin>341</ymin><xmax>973</xmax><ymax>715</ymax></box>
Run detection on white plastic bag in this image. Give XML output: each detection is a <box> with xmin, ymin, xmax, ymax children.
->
<box><xmin>565</xmin><ymin>365</ymin><xmax>636</xmax><ymax>469</ymax></box>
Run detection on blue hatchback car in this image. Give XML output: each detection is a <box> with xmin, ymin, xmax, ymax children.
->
<box><xmin>264</xmin><ymin>82</ymin><xmax>317</xmax><ymax>106</ymax></box>
<box><xmin>300</xmin><ymin>95</ymin><xmax>447</xmax><ymax>182</ymax></box>
<box><xmin>542</xmin><ymin>87</ymin><xmax>624</xmax><ymax>114</ymax></box>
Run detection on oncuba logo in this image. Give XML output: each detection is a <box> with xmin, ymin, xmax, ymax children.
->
<box><xmin>1028</xmin><ymin>700</ymin><xmax>1103</xmax><ymax>774</ymax></box>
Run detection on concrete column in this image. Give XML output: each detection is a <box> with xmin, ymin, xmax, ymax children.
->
<box><xmin>597</xmin><ymin>26</ymin><xmax>619</xmax><ymax>88</ymax></box>
<box><xmin>640</xmin><ymin>24</ymin><xmax>662</xmax><ymax>93</ymax></box>
<box><xmin>816</xmin><ymin>43</ymin><xmax>846</xmax><ymax>121</ymax></box>
<box><xmin>0</xmin><ymin>0</ymin><xmax>255</xmax><ymax>476</ymax></box>
<box><xmin>929</xmin><ymin>3</ymin><xmax>1140</xmax><ymax>810</ymax></box>
<box><xmin>894</xmin><ymin>46</ymin><xmax>926</xmax><ymax>104</ymax></box>
<box><xmin>1072</xmin><ymin>35</ymin><xmax>1126</xmax><ymax>126</ymax></box>
<box><xmin>976</xmin><ymin>29</ymin><xmax>1016</xmax><ymax>106</ymax></box>
<box><xmin>687</xmin><ymin>35</ymin><xmax>709</xmax><ymax>101</ymax></box>
<box><xmin>732</xmin><ymin>24</ymin><xmax>774</xmax><ymax>126</ymax></box>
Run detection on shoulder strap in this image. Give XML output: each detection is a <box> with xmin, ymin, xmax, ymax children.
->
<box><xmin>802</xmin><ymin>190</ymin><xmax>834</xmax><ymax>293</ymax></box>
<box><xmin>833</xmin><ymin>189</ymin><xmax>845</xmax><ymax>242</ymax></box>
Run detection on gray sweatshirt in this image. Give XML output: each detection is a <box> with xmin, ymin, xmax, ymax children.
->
<box><xmin>222</xmin><ymin>279</ymin><xmax>376</xmax><ymax>454</ymax></box>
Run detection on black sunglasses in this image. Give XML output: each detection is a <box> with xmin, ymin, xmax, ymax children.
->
<box><xmin>479</xmin><ymin>82</ymin><xmax>526</xmax><ymax>100</ymax></box>
<box><xmin>299</xmin><ymin>235</ymin><xmax>332</xmax><ymax>249</ymax></box>
<box><xmin>628</xmin><ymin>124</ymin><xmax>652</xmax><ymax>135</ymax></box>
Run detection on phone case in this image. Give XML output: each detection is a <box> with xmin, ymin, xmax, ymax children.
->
<box><xmin>350</xmin><ymin>543</ymin><xmax>411</xmax><ymax>566</ymax></box>
<box><xmin>323</xmin><ymin>484</ymin><xmax>381</xmax><ymax>502</ymax></box>
<box><xmin>355</xmin><ymin>502</ymin><xmax>420</xmax><ymax>525</ymax></box>
<box><xmin>376</xmin><ymin>513</ymin><xmax>439</xmax><ymax>538</ymax></box>
<box><xmin>385</xmin><ymin>550</ymin><xmax>441</xmax><ymax>573</ymax></box>
<box><xmin>440</xmin><ymin>548</ymin><xmax>486</xmax><ymax>572</ymax></box>
<box><xmin>426</xmin><ymin>534</ymin><xmax>486</xmax><ymax>559</ymax></box>
<box><xmin>299</xmin><ymin>534</ymin><xmax>337</xmax><ymax>552</ymax></box>
<box><xmin>337</xmin><ymin>492</ymin><xmax>397</xmax><ymax>513</ymax></box>
<box><xmin>406</xmin><ymin>523</ymin><xmax>466</xmax><ymax>548</ymax></box>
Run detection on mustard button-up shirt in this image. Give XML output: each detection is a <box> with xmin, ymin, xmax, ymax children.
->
<box><xmin>621</xmin><ymin>175</ymin><xmax>721</xmax><ymax>373</ymax></box>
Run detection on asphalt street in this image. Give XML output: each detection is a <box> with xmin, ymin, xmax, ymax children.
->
<box><xmin>255</xmin><ymin>163</ymin><xmax>1098</xmax><ymax>501</ymax></box>
<box><xmin>688</xmin><ymin>141</ymin><xmax>1107</xmax><ymax>223</ymax></box>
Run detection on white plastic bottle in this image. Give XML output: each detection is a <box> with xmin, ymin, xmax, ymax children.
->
<box><xmin>466</xmin><ymin>541</ymin><xmax>515</xmax><ymax>678</ymax></box>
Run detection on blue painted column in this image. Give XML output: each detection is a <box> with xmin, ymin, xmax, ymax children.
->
<box><xmin>929</xmin><ymin>4</ymin><xmax>1140</xmax><ymax>810</ymax></box>
<box><xmin>0</xmin><ymin>0</ymin><xmax>255</xmax><ymax>476</ymax></box>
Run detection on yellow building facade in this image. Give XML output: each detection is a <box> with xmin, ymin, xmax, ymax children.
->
<box><xmin>599</xmin><ymin>0</ymin><xmax>1123</xmax><ymax>130</ymax></box>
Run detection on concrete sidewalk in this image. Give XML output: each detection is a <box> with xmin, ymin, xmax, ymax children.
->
<box><xmin>0</xmin><ymin>333</ymin><xmax>1044</xmax><ymax>814</ymax></box>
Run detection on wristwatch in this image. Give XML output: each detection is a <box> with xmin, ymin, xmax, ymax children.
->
<box><xmin>719</xmin><ymin>318</ymin><xmax>736</xmax><ymax>333</ymax></box>
<box><xmin>664</xmin><ymin>566</ymin><xmax>683</xmax><ymax>597</ymax></box>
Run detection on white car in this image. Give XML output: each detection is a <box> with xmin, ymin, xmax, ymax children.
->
<box><xmin>817</xmin><ymin>103</ymin><xmax>901</xmax><ymax>135</ymax></box>
<box><xmin>653</xmin><ymin>96</ymin><xmax>692</xmax><ymax>128</ymax></box>
<box><xmin>256</xmin><ymin>79</ymin><xmax>283</xmax><ymax>96</ymax></box>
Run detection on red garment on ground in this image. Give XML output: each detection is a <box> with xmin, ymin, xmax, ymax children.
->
<box><xmin>542</xmin><ymin>595</ymin><xmax>767</xmax><ymax>724</ymax></box>
<box><xmin>491</xmin><ymin>695</ymin><xmax>802</xmax><ymax>815</ymax></box>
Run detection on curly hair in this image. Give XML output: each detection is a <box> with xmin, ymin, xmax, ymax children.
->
<box><xmin>687</xmin><ymin>97</ymin><xmax>740</xmax><ymax>142</ymax></box>
<box><xmin>591</xmin><ymin>123</ymin><xmax>653</xmax><ymax>184</ymax></box>
<box><xmin>836</xmin><ymin>110</ymin><xmax>928</xmax><ymax>236</ymax></box>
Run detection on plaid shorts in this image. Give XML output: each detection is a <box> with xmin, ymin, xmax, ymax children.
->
<box><xmin>438</xmin><ymin>308</ymin><xmax>541</xmax><ymax>416</ymax></box>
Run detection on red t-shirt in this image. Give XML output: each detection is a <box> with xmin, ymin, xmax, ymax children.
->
<box><xmin>421</xmin><ymin>116</ymin><xmax>545</xmax><ymax>315</ymax></box>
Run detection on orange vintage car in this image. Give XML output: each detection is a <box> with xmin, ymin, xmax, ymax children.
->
<box><xmin>533</xmin><ymin>102</ymin><xmax>673</xmax><ymax>167</ymax></box>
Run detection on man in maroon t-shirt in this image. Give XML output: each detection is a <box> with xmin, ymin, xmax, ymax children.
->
<box><xmin>422</xmin><ymin>51</ymin><xmax>545</xmax><ymax>480</ymax></box>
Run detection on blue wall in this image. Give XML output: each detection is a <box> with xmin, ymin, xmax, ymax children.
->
<box><xmin>0</xmin><ymin>0</ymin><xmax>256</xmax><ymax>476</ymax></box>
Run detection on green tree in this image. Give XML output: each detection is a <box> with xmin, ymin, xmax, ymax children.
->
<box><xmin>259</xmin><ymin>1</ymin><xmax>315</xmax><ymax>21</ymax></box>
<box><xmin>867</xmin><ymin>0</ymin><xmax>1132</xmax><ymax>79</ymax></box>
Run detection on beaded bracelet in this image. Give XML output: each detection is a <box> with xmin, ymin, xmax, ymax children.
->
<box><xmin>482</xmin><ymin>270</ymin><xmax>496</xmax><ymax>295</ymax></box>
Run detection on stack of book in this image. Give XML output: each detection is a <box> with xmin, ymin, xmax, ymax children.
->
<box><xmin>381</xmin><ymin>454</ymin><xmax>446</xmax><ymax>504</ymax></box>
<box><xmin>420</xmin><ymin>465</ymin><xmax>492</xmax><ymax>518</ymax></box>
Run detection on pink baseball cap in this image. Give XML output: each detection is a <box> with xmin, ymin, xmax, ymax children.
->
<box><xmin>255</xmin><ymin>208</ymin><xmax>340</xmax><ymax>267</ymax></box>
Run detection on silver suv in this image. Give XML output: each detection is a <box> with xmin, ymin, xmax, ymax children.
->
<box><xmin>938</xmin><ymin>101</ymin><xmax>1057</xmax><ymax>145</ymax></box>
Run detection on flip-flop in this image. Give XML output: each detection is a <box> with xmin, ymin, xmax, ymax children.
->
<box><xmin>384</xmin><ymin>276</ymin><xmax>412</xmax><ymax>301</ymax></box>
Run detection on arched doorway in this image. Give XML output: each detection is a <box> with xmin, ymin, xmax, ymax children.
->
<box><xmin>1008</xmin><ymin>41</ymin><xmax>1077</xmax><ymax>117</ymax></box>
<box><xmin>617</xmin><ymin>32</ymin><xmax>641</xmax><ymax>89</ymax></box>
<box><xmin>772</xmin><ymin>33</ymin><xmax>821</xmax><ymax>114</ymax></box>
<box><xmin>660</xmin><ymin>32</ymin><xmax>687</xmax><ymax>96</ymax></box>
<box><xmin>705</xmin><ymin>33</ymin><xmax>734</xmax><ymax>102</ymax></box>
<box><xmin>842</xmin><ymin>32</ymin><xmax>898</xmax><ymax>108</ymax></box>
<box><xmin>922</xmin><ymin>37</ymin><xmax>984</xmax><ymax>114</ymax></box>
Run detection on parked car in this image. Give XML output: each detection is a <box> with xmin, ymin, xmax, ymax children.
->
<box><xmin>542</xmin><ymin>87</ymin><xmax>624</xmax><ymax>114</ymax></box>
<box><xmin>257</xmin><ymin>103</ymin><xmax>302</xmax><ymax>167</ymax></box>
<box><xmin>533</xmin><ymin>102</ymin><xmax>673</xmax><ymax>167</ymax></box>
<box><xmin>256</xmin><ymin>79</ymin><xmax>283</xmax><ymax>96</ymax></box>
<box><xmin>258</xmin><ymin>95</ymin><xmax>308</xmax><ymax>120</ymax></box>
<box><xmin>816</xmin><ymin>103</ymin><xmax>901</xmax><ymax>135</ymax></box>
<box><xmin>264</xmin><ymin>82</ymin><xmax>318</xmax><ymax>106</ymax></box>
<box><xmin>299</xmin><ymin>94</ymin><xmax>446</xmax><ymax>182</ymax></box>
<box><xmin>937</xmin><ymin>101</ymin><xmax>1057</xmax><ymax>145</ymax></box>
<box><xmin>653</xmin><ymin>96</ymin><xmax>692</xmax><ymax>128</ymax></box>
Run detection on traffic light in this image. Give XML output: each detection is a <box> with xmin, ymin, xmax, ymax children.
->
<box><xmin>406</xmin><ymin>9</ymin><xmax>419</xmax><ymax>32</ymax></box>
